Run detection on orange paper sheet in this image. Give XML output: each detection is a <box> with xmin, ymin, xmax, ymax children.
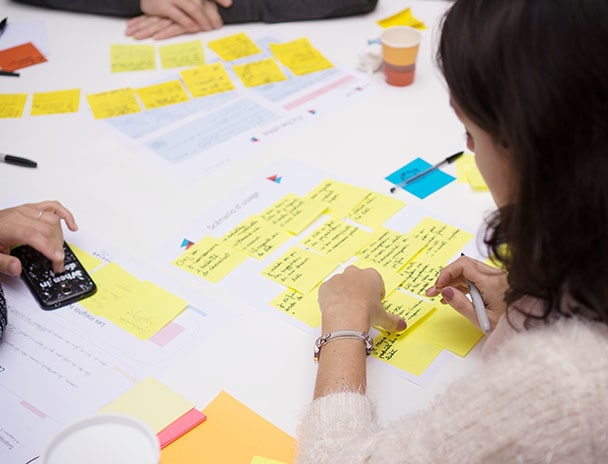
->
<box><xmin>0</xmin><ymin>42</ymin><xmax>46</xmax><ymax>71</ymax></box>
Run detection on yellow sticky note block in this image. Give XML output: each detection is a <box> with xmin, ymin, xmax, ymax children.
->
<box><xmin>269</xmin><ymin>287</ymin><xmax>321</xmax><ymax>328</ymax></box>
<box><xmin>135</xmin><ymin>80</ymin><xmax>190</xmax><ymax>110</ymax></box>
<box><xmin>221</xmin><ymin>216</ymin><xmax>291</xmax><ymax>260</ymax></box>
<box><xmin>356</xmin><ymin>228</ymin><xmax>427</xmax><ymax>272</ymax></box>
<box><xmin>398</xmin><ymin>259</ymin><xmax>442</xmax><ymax>297</ymax></box>
<box><xmin>407</xmin><ymin>217</ymin><xmax>473</xmax><ymax>263</ymax></box>
<box><xmin>373</xmin><ymin>327</ymin><xmax>442</xmax><ymax>376</ymax></box>
<box><xmin>102</xmin><ymin>280</ymin><xmax>187</xmax><ymax>340</ymax></box>
<box><xmin>301</xmin><ymin>217</ymin><xmax>374</xmax><ymax>262</ymax></box>
<box><xmin>99</xmin><ymin>377</ymin><xmax>193</xmax><ymax>433</ymax></box>
<box><xmin>174</xmin><ymin>235</ymin><xmax>248</xmax><ymax>283</ymax></box>
<box><xmin>87</xmin><ymin>88</ymin><xmax>141</xmax><ymax>119</ymax></box>
<box><xmin>352</xmin><ymin>258</ymin><xmax>403</xmax><ymax>297</ymax></box>
<box><xmin>110</xmin><ymin>44</ymin><xmax>156</xmax><ymax>72</ymax></box>
<box><xmin>31</xmin><ymin>89</ymin><xmax>80</xmax><ymax>115</ymax></box>
<box><xmin>207</xmin><ymin>32</ymin><xmax>262</xmax><ymax>61</ymax></box>
<box><xmin>382</xmin><ymin>292</ymin><xmax>435</xmax><ymax>330</ymax></box>
<box><xmin>377</xmin><ymin>7</ymin><xmax>427</xmax><ymax>30</ymax></box>
<box><xmin>260</xmin><ymin>193</ymin><xmax>328</xmax><ymax>235</ymax></box>
<box><xmin>232</xmin><ymin>58</ymin><xmax>287</xmax><ymax>87</ymax></box>
<box><xmin>159</xmin><ymin>40</ymin><xmax>204</xmax><ymax>69</ymax></box>
<box><xmin>180</xmin><ymin>62</ymin><xmax>235</xmax><ymax>97</ymax></box>
<box><xmin>455</xmin><ymin>153</ymin><xmax>488</xmax><ymax>191</ymax></box>
<box><xmin>346</xmin><ymin>191</ymin><xmax>406</xmax><ymax>229</ymax></box>
<box><xmin>0</xmin><ymin>93</ymin><xmax>27</xmax><ymax>118</ymax></box>
<box><xmin>251</xmin><ymin>456</ymin><xmax>287</xmax><ymax>464</ymax></box>
<box><xmin>68</xmin><ymin>243</ymin><xmax>103</xmax><ymax>273</ymax></box>
<box><xmin>261</xmin><ymin>246</ymin><xmax>337</xmax><ymax>294</ymax></box>
<box><xmin>269</xmin><ymin>38</ymin><xmax>333</xmax><ymax>76</ymax></box>
<box><xmin>415</xmin><ymin>305</ymin><xmax>483</xmax><ymax>356</ymax></box>
<box><xmin>161</xmin><ymin>391</ymin><xmax>296</xmax><ymax>463</ymax></box>
<box><xmin>465</xmin><ymin>165</ymin><xmax>489</xmax><ymax>191</ymax></box>
<box><xmin>305</xmin><ymin>179</ymin><xmax>369</xmax><ymax>217</ymax></box>
<box><xmin>80</xmin><ymin>262</ymin><xmax>142</xmax><ymax>316</ymax></box>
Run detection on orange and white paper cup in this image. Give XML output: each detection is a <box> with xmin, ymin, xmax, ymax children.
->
<box><xmin>380</xmin><ymin>26</ymin><xmax>421</xmax><ymax>86</ymax></box>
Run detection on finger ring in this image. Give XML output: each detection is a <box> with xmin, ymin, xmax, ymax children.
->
<box><xmin>37</xmin><ymin>209</ymin><xmax>45</xmax><ymax>220</ymax></box>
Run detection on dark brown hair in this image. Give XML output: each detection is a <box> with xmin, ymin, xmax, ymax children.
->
<box><xmin>437</xmin><ymin>0</ymin><xmax>608</xmax><ymax>323</ymax></box>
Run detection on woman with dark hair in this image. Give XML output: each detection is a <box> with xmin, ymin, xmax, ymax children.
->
<box><xmin>296</xmin><ymin>0</ymin><xmax>608</xmax><ymax>461</ymax></box>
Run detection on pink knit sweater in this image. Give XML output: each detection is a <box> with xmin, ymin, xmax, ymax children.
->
<box><xmin>296</xmin><ymin>312</ymin><xmax>608</xmax><ymax>463</ymax></box>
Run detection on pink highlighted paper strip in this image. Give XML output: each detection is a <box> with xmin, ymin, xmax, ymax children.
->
<box><xmin>158</xmin><ymin>408</ymin><xmax>207</xmax><ymax>448</ymax></box>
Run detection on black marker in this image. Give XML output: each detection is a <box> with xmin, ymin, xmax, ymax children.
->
<box><xmin>1</xmin><ymin>153</ymin><xmax>38</xmax><ymax>168</ymax></box>
<box><xmin>390</xmin><ymin>151</ymin><xmax>464</xmax><ymax>193</ymax></box>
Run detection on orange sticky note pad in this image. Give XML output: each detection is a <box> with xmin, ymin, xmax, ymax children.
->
<box><xmin>0</xmin><ymin>42</ymin><xmax>47</xmax><ymax>71</ymax></box>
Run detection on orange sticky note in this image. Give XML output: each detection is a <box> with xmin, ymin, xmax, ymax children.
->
<box><xmin>0</xmin><ymin>42</ymin><xmax>47</xmax><ymax>71</ymax></box>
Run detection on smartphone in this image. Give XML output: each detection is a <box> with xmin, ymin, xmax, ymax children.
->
<box><xmin>11</xmin><ymin>242</ymin><xmax>97</xmax><ymax>310</ymax></box>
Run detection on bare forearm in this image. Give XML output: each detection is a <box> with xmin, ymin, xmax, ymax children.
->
<box><xmin>314</xmin><ymin>338</ymin><xmax>367</xmax><ymax>399</ymax></box>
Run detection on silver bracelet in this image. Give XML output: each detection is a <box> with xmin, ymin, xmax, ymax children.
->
<box><xmin>313</xmin><ymin>329</ymin><xmax>374</xmax><ymax>361</ymax></box>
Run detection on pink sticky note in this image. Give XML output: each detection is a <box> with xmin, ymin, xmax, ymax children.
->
<box><xmin>157</xmin><ymin>408</ymin><xmax>206</xmax><ymax>448</ymax></box>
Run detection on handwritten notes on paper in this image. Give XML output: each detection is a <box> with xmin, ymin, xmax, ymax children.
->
<box><xmin>232</xmin><ymin>58</ymin><xmax>288</xmax><ymax>87</ymax></box>
<box><xmin>207</xmin><ymin>32</ymin><xmax>262</xmax><ymax>61</ymax></box>
<box><xmin>0</xmin><ymin>42</ymin><xmax>47</xmax><ymax>71</ymax></box>
<box><xmin>159</xmin><ymin>40</ymin><xmax>205</xmax><ymax>69</ymax></box>
<box><xmin>270</xmin><ymin>38</ymin><xmax>333</xmax><ymax>76</ymax></box>
<box><xmin>305</xmin><ymin>179</ymin><xmax>369</xmax><ymax>217</ymax></box>
<box><xmin>135</xmin><ymin>80</ymin><xmax>190</xmax><ymax>110</ymax></box>
<box><xmin>357</xmin><ymin>228</ymin><xmax>427</xmax><ymax>272</ymax></box>
<box><xmin>0</xmin><ymin>93</ymin><xmax>27</xmax><ymax>118</ymax></box>
<box><xmin>31</xmin><ymin>89</ymin><xmax>80</xmax><ymax>115</ymax></box>
<box><xmin>180</xmin><ymin>62</ymin><xmax>235</xmax><ymax>97</ymax></box>
<box><xmin>221</xmin><ymin>216</ymin><xmax>291</xmax><ymax>260</ymax></box>
<box><xmin>346</xmin><ymin>191</ymin><xmax>406</xmax><ymax>229</ymax></box>
<box><xmin>87</xmin><ymin>88</ymin><xmax>141</xmax><ymax>119</ymax></box>
<box><xmin>301</xmin><ymin>217</ymin><xmax>374</xmax><ymax>262</ymax></box>
<box><xmin>259</xmin><ymin>193</ymin><xmax>327</xmax><ymax>234</ymax></box>
<box><xmin>269</xmin><ymin>287</ymin><xmax>321</xmax><ymax>328</ymax></box>
<box><xmin>110</xmin><ymin>44</ymin><xmax>156</xmax><ymax>72</ymax></box>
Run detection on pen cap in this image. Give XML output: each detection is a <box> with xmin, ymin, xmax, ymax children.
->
<box><xmin>40</xmin><ymin>413</ymin><xmax>160</xmax><ymax>464</ymax></box>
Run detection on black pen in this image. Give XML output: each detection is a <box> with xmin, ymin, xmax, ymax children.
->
<box><xmin>0</xmin><ymin>70</ymin><xmax>20</xmax><ymax>77</ymax></box>
<box><xmin>1</xmin><ymin>153</ymin><xmax>38</xmax><ymax>168</ymax></box>
<box><xmin>0</xmin><ymin>17</ymin><xmax>7</xmax><ymax>39</ymax></box>
<box><xmin>390</xmin><ymin>151</ymin><xmax>464</xmax><ymax>193</ymax></box>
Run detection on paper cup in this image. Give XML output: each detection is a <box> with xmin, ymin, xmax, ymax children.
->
<box><xmin>380</xmin><ymin>26</ymin><xmax>421</xmax><ymax>86</ymax></box>
<box><xmin>40</xmin><ymin>414</ymin><xmax>160</xmax><ymax>464</ymax></box>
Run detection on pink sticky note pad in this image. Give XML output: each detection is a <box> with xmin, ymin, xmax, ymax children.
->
<box><xmin>0</xmin><ymin>42</ymin><xmax>47</xmax><ymax>71</ymax></box>
<box><xmin>157</xmin><ymin>408</ymin><xmax>207</xmax><ymax>448</ymax></box>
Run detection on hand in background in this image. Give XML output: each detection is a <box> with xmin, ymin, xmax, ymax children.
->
<box><xmin>425</xmin><ymin>255</ymin><xmax>509</xmax><ymax>332</ymax></box>
<box><xmin>128</xmin><ymin>0</ymin><xmax>232</xmax><ymax>40</ymax></box>
<box><xmin>0</xmin><ymin>201</ymin><xmax>78</xmax><ymax>276</ymax></box>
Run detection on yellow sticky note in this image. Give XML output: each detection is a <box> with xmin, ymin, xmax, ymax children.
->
<box><xmin>80</xmin><ymin>262</ymin><xmax>142</xmax><ymax>316</ymax></box>
<box><xmin>207</xmin><ymin>32</ymin><xmax>262</xmax><ymax>61</ymax></box>
<box><xmin>269</xmin><ymin>38</ymin><xmax>333</xmax><ymax>76</ymax></box>
<box><xmin>68</xmin><ymin>243</ymin><xmax>103</xmax><ymax>273</ymax></box>
<box><xmin>174</xmin><ymin>235</ymin><xmax>248</xmax><ymax>283</ymax></box>
<box><xmin>269</xmin><ymin>287</ymin><xmax>321</xmax><ymax>328</ymax></box>
<box><xmin>260</xmin><ymin>193</ymin><xmax>328</xmax><ymax>235</ymax></box>
<box><xmin>251</xmin><ymin>456</ymin><xmax>288</xmax><ymax>464</ymax></box>
<box><xmin>180</xmin><ymin>62</ymin><xmax>235</xmax><ymax>97</ymax></box>
<box><xmin>456</xmin><ymin>153</ymin><xmax>488</xmax><ymax>191</ymax></box>
<box><xmin>261</xmin><ymin>246</ymin><xmax>337</xmax><ymax>294</ymax></box>
<box><xmin>407</xmin><ymin>217</ymin><xmax>473</xmax><ymax>263</ymax></box>
<box><xmin>31</xmin><ymin>89</ymin><xmax>80</xmax><ymax>115</ymax></box>
<box><xmin>159</xmin><ymin>40</ymin><xmax>205</xmax><ymax>69</ymax></box>
<box><xmin>305</xmin><ymin>179</ymin><xmax>369</xmax><ymax>217</ymax></box>
<box><xmin>346</xmin><ymin>191</ymin><xmax>406</xmax><ymax>229</ymax></box>
<box><xmin>382</xmin><ymin>291</ymin><xmax>435</xmax><ymax>330</ymax></box>
<box><xmin>87</xmin><ymin>88</ymin><xmax>141</xmax><ymax>119</ymax></box>
<box><xmin>301</xmin><ymin>217</ymin><xmax>374</xmax><ymax>262</ymax></box>
<box><xmin>221</xmin><ymin>216</ymin><xmax>291</xmax><ymax>260</ymax></box>
<box><xmin>99</xmin><ymin>377</ymin><xmax>194</xmax><ymax>433</ymax></box>
<box><xmin>0</xmin><ymin>93</ymin><xmax>27</xmax><ymax>118</ymax></box>
<box><xmin>161</xmin><ymin>391</ymin><xmax>296</xmax><ymax>463</ymax></box>
<box><xmin>415</xmin><ymin>305</ymin><xmax>484</xmax><ymax>356</ymax></box>
<box><xmin>398</xmin><ymin>259</ymin><xmax>443</xmax><ymax>297</ymax></box>
<box><xmin>101</xmin><ymin>280</ymin><xmax>187</xmax><ymax>340</ymax></box>
<box><xmin>356</xmin><ymin>227</ymin><xmax>427</xmax><ymax>272</ymax></box>
<box><xmin>232</xmin><ymin>58</ymin><xmax>288</xmax><ymax>87</ymax></box>
<box><xmin>377</xmin><ymin>7</ymin><xmax>428</xmax><ymax>30</ymax></box>
<box><xmin>135</xmin><ymin>80</ymin><xmax>190</xmax><ymax>110</ymax></box>
<box><xmin>110</xmin><ymin>44</ymin><xmax>156</xmax><ymax>72</ymax></box>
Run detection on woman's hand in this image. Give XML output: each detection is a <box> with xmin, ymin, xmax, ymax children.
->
<box><xmin>319</xmin><ymin>265</ymin><xmax>406</xmax><ymax>334</ymax></box>
<box><xmin>425</xmin><ymin>256</ymin><xmax>509</xmax><ymax>332</ymax></box>
<box><xmin>0</xmin><ymin>201</ymin><xmax>78</xmax><ymax>276</ymax></box>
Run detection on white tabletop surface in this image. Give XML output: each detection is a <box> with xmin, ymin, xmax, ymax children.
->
<box><xmin>0</xmin><ymin>0</ymin><xmax>495</xmax><ymax>455</ymax></box>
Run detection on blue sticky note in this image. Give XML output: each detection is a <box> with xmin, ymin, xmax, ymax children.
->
<box><xmin>386</xmin><ymin>158</ymin><xmax>455</xmax><ymax>199</ymax></box>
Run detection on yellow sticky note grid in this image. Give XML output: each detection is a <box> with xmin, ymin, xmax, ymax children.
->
<box><xmin>377</xmin><ymin>7</ymin><xmax>427</xmax><ymax>30</ymax></box>
<box><xmin>269</xmin><ymin>38</ymin><xmax>333</xmax><ymax>76</ymax></box>
<box><xmin>31</xmin><ymin>89</ymin><xmax>80</xmax><ymax>115</ymax></box>
<box><xmin>269</xmin><ymin>288</ymin><xmax>321</xmax><ymax>328</ymax></box>
<box><xmin>300</xmin><ymin>217</ymin><xmax>373</xmax><ymax>262</ymax></box>
<box><xmin>110</xmin><ymin>44</ymin><xmax>156</xmax><ymax>72</ymax></box>
<box><xmin>356</xmin><ymin>227</ymin><xmax>427</xmax><ymax>272</ymax></box>
<box><xmin>87</xmin><ymin>88</ymin><xmax>141</xmax><ymax>119</ymax></box>
<box><xmin>207</xmin><ymin>32</ymin><xmax>262</xmax><ymax>61</ymax></box>
<box><xmin>221</xmin><ymin>216</ymin><xmax>291</xmax><ymax>260</ymax></box>
<box><xmin>232</xmin><ymin>58</ymin><xmax>288</xmax><ymax>87</ymax></box>
<box><xmin>174</xmin><ymin>235</ymin><xmax>248</xmax><ymax>283</ymax></box>
<box><xmin>346</xmin><ymin>191</ymin><xmax>406</xmax><ymax>229</ymax></box>
<box><xmin>180</xmin><ymin>62</ymin><xmax>235</xmax><ymax>97</ymax></box>
<box><xmin>260</xmin><ymin>193</ymin><xmax>328</xmax><ymax>235</ymax></box>
<box><xmin>99</xmin><ymin>377</ymin><xmax>194</xmax><ymax>433</ymax></box>
<box><xmin>135</xmin><ymin>80</ymin><xmax>190</xmax><ymax>110</ymax></box>
<box><xmin>0</xmin><ymin>93</ymin><xmax>28</xmax><ymax>118</ymax></box>
<box><xmin>159</xmin><ymin>40</ymin><xmax>205</xmax><ymax>69</ymax></box>
<box><xmin>305</xmin><ymin>179</ymin><xmax>369</xmax><ymax>217</ymax></box>
<box><xmin>261</xmin><ymin>246</ymin><xmax>337</xmax><ymax>294</ymax></box>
